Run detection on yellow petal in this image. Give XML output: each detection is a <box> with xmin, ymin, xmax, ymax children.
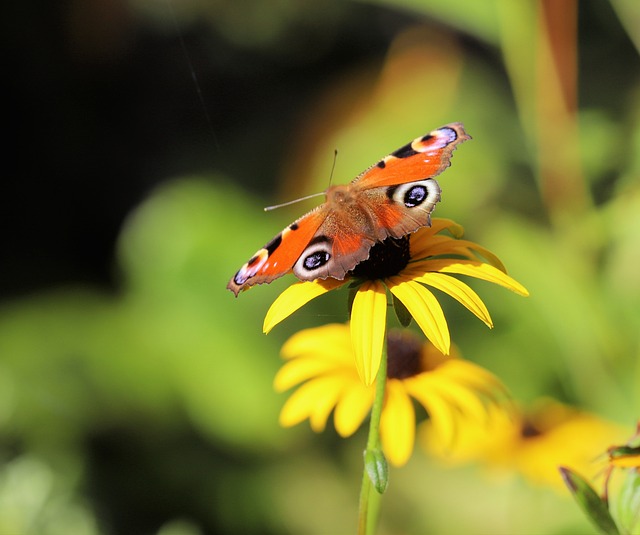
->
<box><xmin>411</xmin><ymin>271</ymin><xmax>493</xmax><ymax>328</ymax></box>
<box><xmin>420</xmin><ymin>259</ymin><xmax>529</xmax><ymax>296</ymax></box>
<box><xmin>380</xmin><ymin>380</ymin><xmax>416</xmax><ymax>466</ymax></box>
<box><xmin>420</xmin><ymin>378</ymin><xmax>490</xmax><ymax>423</ymax></box>
<box><xmin>278</xmin><ymin>375</ymin><xmax>345</xmax><ymax>431</ymax></box>
<box><xmin>409</xmin><ymin>235</ymin><xmax>457</xmax><ymax>261</ymax></box>
<box><xmin>409</xmin><ymin>383</ymin><xmax>457</xmax><ymax>448</ymax></box>
<box><xmin>388</xmin><ymin>279</ymin><xmax>450</xmax><ymax>355</ymax></box>
<box><xmin>350</xmin><ymin>280</ymin><xmax>388</xmax><ymax>386</ymax></box>
<box><xmin>333</xmin><ymin>382</ymin><xmax>375</xmax><ymax>437</ymax></box>
<box><xmin>419</xmin><ymin>402</ymin><xmax>516</xmax><ymax>463</ymax></box>
<box><xmin>280</xmin><ymin>323</ymin><xmax>353</xmax><ymax>362</ymax></box>
<box><xmin>274</xmin><ymin>357</ymin><xmax>349</xmax><ymax>392</ymax></box>
<box><xmin>457</xmin><ymin>240</ymin><xmax>507</xmax><ymax>272</ymax></box>
<box><xmin>263</xmin><ymin>278</ymin><xmax>346</xmax><ymax>333</ymax></box>
<box><xmin>441</xmin><ymin>360</ymin><xmax>511</xmax><ymax>399</ymax></box>
<box><xmin>430</xmin><ymin>218</ymin><xmax>464</xmax><ymax>237</ymax></box>
<box><xmin>432</xmin><ymin>242</ymin><xmax>505</xmax><ymax>272</ymax></box>
<box><xmin>610</xmin><ymin>454</ymin><xmax>640</xmax><ymax>468</ymax></box>
<box><xmin>409</xmin><ymin>220</ymin><xmax>464</xmax><ymax>257</ymax></box>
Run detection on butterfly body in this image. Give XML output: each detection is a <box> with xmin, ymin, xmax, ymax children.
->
<box><xmin>228</xmin><ymin>123</ymin><xmax>470</xmax><ymax>296</ymax></box>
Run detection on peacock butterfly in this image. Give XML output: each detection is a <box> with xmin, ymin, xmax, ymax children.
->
<box><xmin>228</xmin><ymin>123</ymin><xmax>470</xmax><ymax>296</ymax></box>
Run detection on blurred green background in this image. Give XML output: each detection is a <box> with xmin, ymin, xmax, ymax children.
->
<box><xmin>3</xmin><ymin>0</ymin><xmax>640</xmax><ymax>533</ymax></box>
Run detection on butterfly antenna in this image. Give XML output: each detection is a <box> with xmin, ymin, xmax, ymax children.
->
<box><xmin>264</xmin><ymin>149</ymin><xmax>337</xmax><ymax>211</ymax></box>
<box><xmin>264</xmin><ymin>191</ymin><xmax>325</xmax><ymax>212</ymax></box>
<box><xmin>329</xmin><ymin>149</ymin><xmax>338</xmax><ymax>187</ymax></box>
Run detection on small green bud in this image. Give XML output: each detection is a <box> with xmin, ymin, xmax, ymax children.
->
<box><xmin>364</xmin><ymin>448</ymin><xmax>389</xmax><ymax>494</ymax></box>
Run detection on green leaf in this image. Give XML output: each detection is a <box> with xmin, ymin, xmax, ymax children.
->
<box><xmin>364</xmin><ymin>448</ymin><xmax>389</xmax><ymax>495</ymax></box>
<box><xmin>559</xmin><ymin>467</ymin><xmax>620</xmax><ymax>535</ymax></box>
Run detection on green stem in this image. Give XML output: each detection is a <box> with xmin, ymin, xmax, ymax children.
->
<box><xmin>357</xmin><ymin>342</ymin><xmax>388</xmax><ymax>535</ymax></box>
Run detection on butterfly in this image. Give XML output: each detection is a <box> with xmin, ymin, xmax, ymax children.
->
<box><xmin>228</xmin><ymin>123</ymin><xmax>470</xmax><ymax>296</ymax></box>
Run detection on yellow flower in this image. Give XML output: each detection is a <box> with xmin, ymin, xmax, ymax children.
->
<box><xmin>264</xmin><ymin>219</ymin><xmax>529</xmax><ymax>385</ymax></box>
<box><xmin>274</xmin><ymin>323</ymin><xmax>510</xmax><ymax>467</ymax></box>
<box><xmin>421</xmin><ymin>398</ymin><xmax>628</xmax><ymax>490</ymax></box>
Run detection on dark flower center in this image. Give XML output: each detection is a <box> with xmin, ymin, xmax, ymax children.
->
<box><xmin>520</xmin><ymin>420</ymin><xmax>543</xmax><ymax>438</ymax></box>
<box><xmin>350</xmin><ymin>236</ymin><xmax>411</xmax><ymax>280</ymax></box>
<box><xmin>386</xmin><ymin>330</ymin><xmax>422</xmax><ymax>379</ymax></box>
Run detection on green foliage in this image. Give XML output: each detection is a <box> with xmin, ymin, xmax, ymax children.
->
<box><xmin>4</xmin><ymin>0</ymin><xmax>640</xmax><ymax>533</ymax></box>
<box><xmin>615</xmin><ymin>469</ymin><xmax>640</xmax><ymax>535</ymax></box>
<box><xmin>559</xmin><ymin>467</ymin><xmax>620</xmax><ymax>535</ymax></box>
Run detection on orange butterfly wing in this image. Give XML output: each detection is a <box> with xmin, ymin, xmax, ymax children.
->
<box><xmin>227</xmin><ymin>207</ymin><xmax>328</xmax><ymax>296</ymax></box>
<box><xmin>287</xmin><ymin>123</ymin><xmax>470</xmax><ymax>280</ymax></box>
<box><xmin>294</xmin><ymin>175</ymin><xmax>443</xmax><ymax>283</ymax></box>
<box><xmin>352</xmin><ymin>122</ymin><xmax>470</xmax><ymax>188</ymax></box>
<box><xmin>228</xmin><ymin>123</ymin><xmax>470</xmax><ymax>296</ymax></box>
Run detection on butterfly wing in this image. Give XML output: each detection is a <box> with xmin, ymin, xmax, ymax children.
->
<box><xmin>289</xmin><ymin>123</ymin><xmax>469</xmax><ymax>282</ymax></box>
<box><xmin>227</xmin><ymin>207</ymin><xmax>327</xmax><ymax>296</ymax></box>
<box><xmin>352</xmin><ymin>122</ymin><xmax>470</xmax><ymax>188</ymax></box>
<box><xmin>350</xmin><ymin>122</ymin><xmax>470</xmax><ymax>241</ymax></box>
<box><xmin>289</xmin><ymin>177</ymin><xmax>443</xmax><ymax>282</ymax></box>
<box><xmin>290</xmin><ymin>202</ymin><xmax>378</xmax><ymax>283</ymax></box>
<box><xmin>228</xmin><ymin>123</ymin><xmax>470</xmax><ymax>294</ymax></box>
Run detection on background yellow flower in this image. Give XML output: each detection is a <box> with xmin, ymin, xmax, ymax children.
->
<box><xmin>421</xmin><ymin>398</ymin><xmax>628</xmax><ymax>491</ymax></box>
<box><xmin>275</xmin><ymin>324</ymin><xmax>511</xmax><ymax>466</ymax></box>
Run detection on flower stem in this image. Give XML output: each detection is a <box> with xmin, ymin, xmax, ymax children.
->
<box><xmin>357</xmin><ymin>342</ymin><xmax>388</xmax><ymax>535</ymax></box>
